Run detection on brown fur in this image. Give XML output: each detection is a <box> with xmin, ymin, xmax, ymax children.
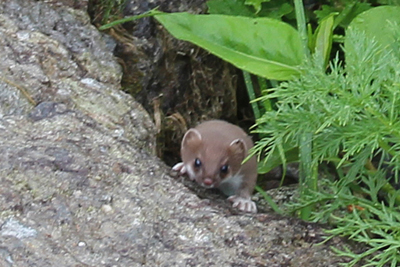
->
<box><xmin>180</xmin><ymin>120</ymin><xmax>257</xmax><ymax>199</ymax></box>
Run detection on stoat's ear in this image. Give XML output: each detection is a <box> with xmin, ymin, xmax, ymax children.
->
<box><xmin>228</xmin><ymin>139</ymin><xmax>246</xmax><ymax>163</ymax></box>
<box><xmin>182</xmin><ymin>129</ymin><xmax>202</xmax><ymax>149</ymax></box>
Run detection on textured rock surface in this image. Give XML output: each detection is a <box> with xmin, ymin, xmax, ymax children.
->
<box><xmin>0</xmin><ymin>0</ymin><xmax>360</xmax><ymax>266</ymax></box>
<box><xmin>0</xmin><ymin>0</ymin><xmax>155</xmax><ymax>153</ymax></box>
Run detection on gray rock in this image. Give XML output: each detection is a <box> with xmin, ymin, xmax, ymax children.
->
<box><xmin>0</xmin><ymin>0</ymin><xmax>361</xmax><ymax>266</ymax></box>
<box><xmin>0</xmin><ymin>0</ymin><xmax>155</xmax><ymax>153</ymax></box>
<box><xmin>1</xmin><ymin>218</ymin><xmax>37</xmax><ymax>239</ymax></box>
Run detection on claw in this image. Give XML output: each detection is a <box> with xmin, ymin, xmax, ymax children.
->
<box><xmin>228</xmin><ymin>196</ymin><xmax>257</xmax><ymax>213</ymax></box>
<box><xmin>172</xmin><ymin>162</ymin><xmax>185</xmax><ymax>173</ymax></box>
<box><xmin>171</xmin><ymin>162</ymin><xmax>187</xmax><ymax>178</ymax></box>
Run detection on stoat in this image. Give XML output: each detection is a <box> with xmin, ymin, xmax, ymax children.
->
<box><xmin>172</xmin><ymin>120</ymin><xmax>257</xmax><ymax>213</ymax></box>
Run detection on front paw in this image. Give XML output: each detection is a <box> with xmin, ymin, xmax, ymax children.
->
<box><xmin>171</xmin><ymin>162</ymin><xmax>187</xmax><ymax>177</ymax></box>
<box><xmin>227</xmin><ymin>196</ymin><xmax>257</xmax><ymax>213</ymax></box>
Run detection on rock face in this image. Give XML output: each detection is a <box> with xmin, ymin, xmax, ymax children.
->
<box><xmin>0</xmin><ymin>1</ymin><xmax>358</xmax><ymax>266</ymax></box>
<box><xmin>0</xmin><ymin>0</ymin><xmax>155</xmax><ymax>152</ymax></box>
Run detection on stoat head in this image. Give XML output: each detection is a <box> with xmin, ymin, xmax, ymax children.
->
<box><xmin>180</xmin><ymin>128</ymin><xmax>247</xmax><ymax>189</ymax></box>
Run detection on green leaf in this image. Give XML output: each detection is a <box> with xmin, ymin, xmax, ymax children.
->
<box><xmin>347</xmin><ymin>6</ymin><xmax>400</xmax><ymax>51</ymax></box>
<box><xmin>377</xmin><ymin>0</ymin><xmax>400</xmax><ymax>4</ymax></box>
<box><xmin>312</xmin><ymin>13</ymin><xmax>335</xmax><ymax>68</ymax></box>
<box><xmin>154</xmin><ymin>13</ymin><xmax>305</xmax><ymax>80</ymax></box>
<box><xmin>334</xmin><ymin>2</ymin><xmax>370</xmax><ymax>28</ymax></box>
<box><xmin>314</xmin><ymin>5</ymin><xmax>335</xmax><ymax>21</ymax></box>
<box><xmin>207</xmin><ymin>0</ymin><xmax>256</xmax><ymax>17</ymax></box>
<box><xmin>245</xmin><ymin>0</ymin><xmax>271</xmax><ymax>14</ymax></box>
<box><xmin>257</xmin><ymin>146</ymin><xmax>299</xmax><ymax>174</ymax></box>
<box><xmin>315</xmin><ymin>2</ymin><xmax>371</xmax><ymax>29</ymax></box>
<box><xmin>258</xmin><ymin>2</ymin><xmax>294</xmax><ymax>20</ymax></box>
<box><xmin>207</xmin><ymin>0</ymin><xmax>293</xmax><ymax>19</ymax></box>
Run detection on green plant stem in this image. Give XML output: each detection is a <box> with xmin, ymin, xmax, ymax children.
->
<box><xmin>257</xmin><ymin>77</ymin><xmax>272</xmax><ymax>112</ymax></box>
<box><xmin>255</xmin><ymin>186</ymin><xmax>283</xmax><ymax>215</ymax></box>
<box><xmin>99</xmin><ymin>8</ymin><xmax>161</xmax><ymax>30</ymax></box>
<box><xmin>299</xmin><ymin>132</ymin><xmax>318</xmax><ymax>220</ymax></box>
<box><xmin>293</xmin><ymin>0</ymin><xmax>310</xmax><ymax>60</ymax></box>
<box><xmin>243</xmin><ymin>70</ymin><xmax>261</xmax><ymax>120</ymax></box>
<box><xmin>293</xmin><ymin>0</ymin><xmax>319</xmax><ymax>221</ymax></box>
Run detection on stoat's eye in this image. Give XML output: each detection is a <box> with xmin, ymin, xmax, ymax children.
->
<box><xmin>220</xmin><ymin>164</ymin><xmax>229</xmax><ymax>174</ymax></box>
<box><xmin>194</xmin><ymin>158</ymin><xmax>202</xmax><ymax>168</ymax></box>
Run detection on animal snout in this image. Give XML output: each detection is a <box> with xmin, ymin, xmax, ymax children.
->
<box><xmin>203</xmin><ymin>178</ymin><xmax>214</xmax><ymax>186</ymax></box>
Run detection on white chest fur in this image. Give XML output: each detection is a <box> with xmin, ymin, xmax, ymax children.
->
<box><xmin>218</xmin><ymin>173</ymin><xmax>243</xmax><ymax>196</ymax></box>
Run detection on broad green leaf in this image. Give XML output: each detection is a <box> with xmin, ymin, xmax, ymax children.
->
<box><xmin>313</xmin><ymin>13</ymin><xmax>335</xmax><ymax>68</ymax></box>
<box><xmin>258</xmin><ymin>2</ymin><xmax>293</xmax><ymax>20</ymax></box>
<box><xmin>378</xmin><ymin>0</ymin><xmax>400</xmax><ymax>4</ymax></box>
<box><xmin>207</xmin><ymin>0</ymin><xmax>257</xmax><ymax>17</ymax></box>
<box><xmin>347</xmin><ymin>6</ymin><xmax>400</xmax><ymax>50</ymax></box>
<box><xmin>154</xmin><ymin>13</ymin><xmax>305</xmax><ymax>80</ymax></box>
